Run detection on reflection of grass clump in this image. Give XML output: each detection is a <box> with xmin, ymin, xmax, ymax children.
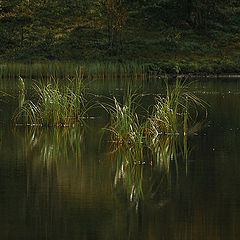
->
<box><xmin>14</xmin><ymin>75</ymin><xmax>90</xmax><ymax>126</ymax></box>
<box><xmin>107</xmin><ymin>79</ymin><xmax>205</xmax><ymax>206</ymax></box>
<box><xmin>107</xmin><ymin>79</ymin><xmax>206</xmax><ymax>206</ymax></box>
<box><xmin>111</xmin><ymin>135</ymin><xmax>187</xmax><ymax>207</ymax></box>
<box><xmin>23</xmin><ymin>127</ymin><xmax>83</xmax><ymax>166</ymax></box>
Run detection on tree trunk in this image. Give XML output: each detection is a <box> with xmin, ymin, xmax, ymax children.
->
<box><xmin>20</xmin><ymin>26</ymin><xmax>23</xmax><ymax>48</ymax></box>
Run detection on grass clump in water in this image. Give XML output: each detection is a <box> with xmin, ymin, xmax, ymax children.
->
<box><xmin>148</xmin><ymin>78</ymin><xmax>206</xmax><ymax>138</ymax></box>
<box><xmin>108</xmin><ymin>89</ymin><xmax>143</xmax><ymax>145</ymax></box>
<box><xmin>107</xmin><ymin>79</ymin><xmax>205</xmax><ymax>206</ymax></box>
<box><xmin>107</xmin><ymin>78</ymin><xmax>206</xmax><ymax>177</ymax></box>
<box><xmin>108</xmin><ymin>78</ymin><xmax>206</xmax><ymax>149</ymax></box>
<box><xmin>14</xmin><ymin>75</ymin><xmax>90</xmax><ymax>127</ymax></box>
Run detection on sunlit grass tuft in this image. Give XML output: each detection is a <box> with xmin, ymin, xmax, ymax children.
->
<box><xmin>107</xmin><ymin>78</ymin><xmax>206</xmax><ymax>150</ymax></box>
<box><xmin>108</xmin><ymin>88</ymin><xmax>142</xmax><ymax>145</ymax></box>
<box><xmin>14</xmin><ymin>75</ymin><xmax>91</xmax><ymax>127</ymax></box>
<box><xmin>148</xmin><ymin>78</ymin><xmax>206</xmax><ymax>138</ymax></box>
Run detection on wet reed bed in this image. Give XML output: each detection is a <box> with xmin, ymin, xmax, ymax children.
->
<box><xmin>13</xmin><ymin>75</ymin><xmax>206</xmax><ymax>132</ymax></box>
<box><xmin>107</xmin><ymin>79</ymin><xmax>205</xmax><ymax>148</ymax></box>
<box><xmin>14</xmin><ymin>75</ymin><xmax>92</xmax><ymax>127</ymax></box>
<box><xmin>0</xmin><ymin>62</ymin><xmax>151</xmax><ymax>81</ymax></box>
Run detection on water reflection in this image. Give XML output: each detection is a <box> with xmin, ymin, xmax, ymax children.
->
<box><xmin>1</xmin><ymin>78</ymin><xmax>240</xmax><ymax>239</ymax></box>
<box><xmin>110</xmin><ymin>135</ymin><xmax>189</xmax><ymax>209</ymax></box>
<box><xmin>7</xmin><ymin>126</ymin><xmax>116</xmax><ymax>239</ymax></box>
<box><xmin>15</xmin><ymin>127</ymin><xmax>83</xmax><ymax>166</ymax></box>
<box><xmin>1</xmin><ymin>125</ymin><xmax>190</xmax><ymax>239</ymax></box>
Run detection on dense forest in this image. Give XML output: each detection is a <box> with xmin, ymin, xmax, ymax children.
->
<box><xmin>0</xmin><ymin>0</ymin><xmax>240</xmax><ymax>72</ymax></box>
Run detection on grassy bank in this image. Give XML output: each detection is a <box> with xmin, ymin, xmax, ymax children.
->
<box><xmin>0</xmin><ymin>62</ymin><xmax>150</xmax><ymax>80</ymax></box>
<box><xmin>0</xmin><ymin>2</ymin><xmax>239</xmax><ymax>75</ymax></box>
<box><xmin>1</xmin><ymin>60</ymin><xmax>240</xmax><ymax>81</ymax></box>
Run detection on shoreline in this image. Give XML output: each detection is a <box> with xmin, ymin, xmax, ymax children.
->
<box><xmin>0</xmin><ymin>61</ymin><xmax>240</xmax><ymax>80</ymax></box>
<box><xmin>158</xmin><ymin>74</ymin><xmax>240</xmax><ymax>79</ymax></box>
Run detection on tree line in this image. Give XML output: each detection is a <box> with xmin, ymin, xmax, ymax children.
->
<box><xmin>0</xmin><ymin>0</ymin><xmax>239</xmax><ymax>60</ymax></box>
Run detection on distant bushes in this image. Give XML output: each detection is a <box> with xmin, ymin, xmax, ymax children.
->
<box><xmin>147</xmin><ymin>61</ymin><xmax>240</xmax><ymax>75</ymax></box>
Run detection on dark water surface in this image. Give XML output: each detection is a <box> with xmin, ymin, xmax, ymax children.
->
<box><xmin>0</xmin><ymin>78</ymin><xmax>240</xmax><ymax>240</ymax></box>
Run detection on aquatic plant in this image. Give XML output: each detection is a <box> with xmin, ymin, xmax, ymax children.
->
<box><xmin>107</xmin><ymin>79</ymin><xmax>206</xmax><ymax>149</ymax></box>
<box><xmin>14</xmin><ymin>76</ymin><xmax>91</xmax><ymax>126</ymax></box>
<box><xmin>106</xmin><ymin>79</ymin><xmax>206</xmax><ymax>206</ymax></box>
<box><xmin>148</xmin><ymin>79</ymin><xmax>205</xmax><ymax>138</ymax></box>
<box><xmin>0</xmin><ymin>62</ymin><xmax>150</xmax><ymax>80</ymax></box>
<box><xmin>107</xmin><ymin>88</ymin><xmax>145</xmax><ymax>148</ymax></box>
<box><xmin>18</xmin><ymin>77</ymin><xmax>26</xmax><ymax>108</ymax></box>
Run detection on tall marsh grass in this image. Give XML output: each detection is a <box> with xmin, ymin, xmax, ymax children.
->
<box><xmin>0</xmin><ymin>61</ymin><xmax>150</xmax><ymax>80</ymax></box>
<box><xmin>108</xmin><ymin>79</ymin><xmax>206</xmax><ymax>148</ymax></box>
<box><xmin>149</xmin><ymin>79</ymin><xmax>205</xmax><ymax>137</ymax></box>
<box><xmin>14</xmin><ymin>75</ymin><xmax>91</xmax><ymax>126</ymax></box>
<box><xmin>107</xmin><ymin>88</ymin><xmax>144</xmax><ymax>147</ymax></box>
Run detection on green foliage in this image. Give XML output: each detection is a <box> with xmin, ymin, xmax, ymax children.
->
<box><xmin>0</xmin><ymin>62</ymin><xmax>149</xmax><ymax>80</ymax></box>
<box><xmin>89</xmin><ymin>0</ymin><xmax>129</xmax><ymax>54</ymax></box>
<box><xmin>0</xmin><ymin>0</ymin><xmax>239</xmax><ymax>73</ymax></box>
<box><xmin>149</xmin><ymin>79</ymin><xmax>205</xmax><ymax>136</ymax></box>
<box><xmin>107</xmin><ymin>78</ymin><xmax>206</xmax><ymax>149</ymax></box>
<box><xmin>107</xmin><ymin>87</ymin><xmax>143</xmax><ymax>148</ymax></box>
<box><xmin>14</xmin><ymin>75</ymin><xmax>90</xmax><ymax>126</ymax></box>
<box><xmin>105</xmin><ymin>79</ymin><xmax>206</xmax><ymax>206</ymax></box>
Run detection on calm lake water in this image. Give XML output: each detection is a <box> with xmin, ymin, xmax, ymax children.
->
<box><xmin>1</xmin><ymin>77</ymin><xmax>240</xmax><ymax>240</ymax></box>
